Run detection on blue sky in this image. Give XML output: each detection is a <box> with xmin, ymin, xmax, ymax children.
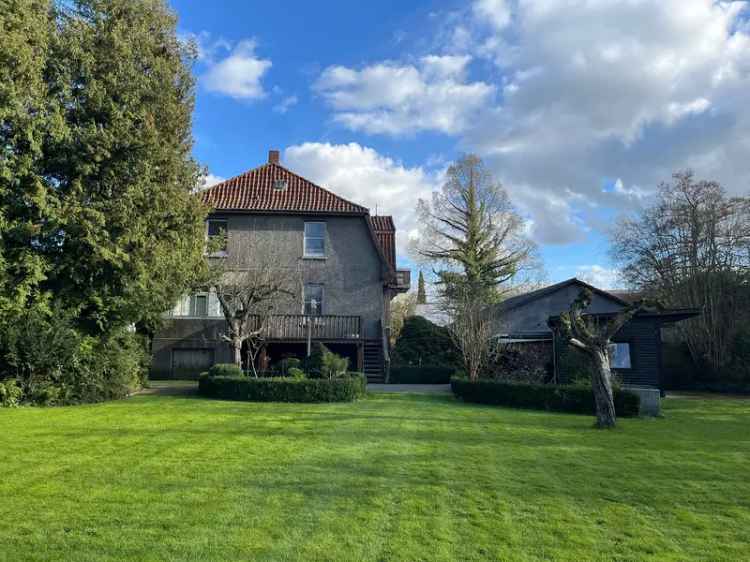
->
<box><xmin>171</xmin><ymin>0</ymin><xmax>750</xmax><ymax>289</ymax></box>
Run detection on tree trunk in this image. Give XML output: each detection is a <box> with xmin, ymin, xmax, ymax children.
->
<box><xmin>232</xmin><ymin>337</ymin><xmax>242</xmax><ymax>367</ymax></box>
<box><xmin>591</xmin><ymin>349</ymin><xmax>617</xmax><ymax>428</ymax></box>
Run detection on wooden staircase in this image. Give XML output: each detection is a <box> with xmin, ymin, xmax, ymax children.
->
<box><xmin>363</xmin><ymin>339</ymin><xmax>385</xmax><ymax>384</ymax></box>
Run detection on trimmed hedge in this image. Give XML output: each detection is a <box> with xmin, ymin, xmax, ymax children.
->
<box><xmin>451</xmin><ymin>378</ymin><xmax>640</xmax><ymax>417</ymax></box>
<box><xmin>390</xmin><ymin>366</ymin><xmax>455</xmax><ymax>384</ymax></box>
<box><xmin>207</xmin><ymin>363</ymin><xmax>244</xmax><ymax>378</ymax></box>
<box><xmin>198</xmin><ymin>373</ymin><xmax>367</xmax><ymax>402</ymax></box>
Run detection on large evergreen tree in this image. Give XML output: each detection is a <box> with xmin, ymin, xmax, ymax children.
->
<box><xmin>415</xmin><ymin>154</ymin><xmax>535</xmax><ymax>302</ymax></box>
<box><xmin>0</xmin><ymin>0</ymin><xmax>209</xmax><ymax>402</ymax></box>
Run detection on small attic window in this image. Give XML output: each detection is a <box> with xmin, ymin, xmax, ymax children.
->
<box><xmin>273</xmin><ymin>179</ymin><xmax>288</xmax><ymax>191</ymax></box>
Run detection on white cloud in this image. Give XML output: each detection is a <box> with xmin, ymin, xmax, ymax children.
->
<box><xmin>575</xmin><ymin>265</ymin><xmax>624</xmax><ymax>290</ymax></box>
<box><xmin>473</xmin><ymin>0</ymin><xmax>511</xmax><ymax>30</ymax></box>
<box><xmin>313</xmin><ymin>55</ymin><xmax>495</xmax><ymax>135</ymax></box>
<box><xmin>284</xmin><ymin>143</ymin><xmax>438</xmax><ymax>258</ymax></box>
<box><xmin>457</xmin><ymin>0</ymin><xmax>750</xmax><ymax>242</ymax></box>
<box><xmin>203</xmin><ymin>39</ymin><xmax>271</xmax><ymax>100</ymax></box>
<box><xmin>198</xmin><ymin>173</ymin><xmax>225</xmax><ymax>191</ymax></box>
<box><xmin>273</xmin><ymin>95</ymin><xmax>298</xmax><ymax>114</ymax></box>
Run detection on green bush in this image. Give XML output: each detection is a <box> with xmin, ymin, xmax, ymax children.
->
<box><xmin>450</xmin><ymin>378</ymin><xmax>640</xmax><ymax>417</ymax></box>
<box><xmin>304</xmin><ymin>342</ymin><xmax>328</xmax><ymax>377</ymax></box>
<box><xmin>0</xmin><ymin>309</ymin><xmax>146</xmax><ymax>405</ymax></box>
<box><xmin>198</xmin><ymin>373</ymin><xmax>367</xmax><ymax>402</ymax></box>
<box><xmin>392</xmin><ymin>316</ymin><xmax>461</xmax><ymax>368</ymax></box>
<box><xmin>0</xmin><ymin>379</ymin><xmax>22</xmax><ymax>408</ymax></box>
<box><xmin>275</xmin><ymin>357</ymin><xmax>302</xmax><ymax>376</ymax></box>
<box><xmin>321</xmin><ymin>348</ymin><xmax>349</xmax><ymax>379</ymax></box>
<box><xmin>208</xmin><ymin>363</ymin><xmax>244</xmax><ymax>378</ymax></box>
<box><xmin>288</xmin><ymin>367</ymin><xmax>306</xmax><ymax>380</ymax></box>
<box><xmin>390</xmin><ymin>366</ymin><xmax>455</xmax><ymax>384</ymax></box>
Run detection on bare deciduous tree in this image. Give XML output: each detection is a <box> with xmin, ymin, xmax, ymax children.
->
<box><xmin>557</xmin><ymin>289</ymin><xmax>652</xmax><ymax>428</ymax></box>
<box><xmin>611</xmin><ymin>171</ymin><xmax>750</xmax><ymax>375</ymax></box>
<box><xmin>210</xmin><ymin>238</ymin><xmax>301</xmax><ymax>376</ymax></box>
<box><xmin>445</xmin><ymin>288</ymin><xmax>493</xmax><ymax>382</ymax></box>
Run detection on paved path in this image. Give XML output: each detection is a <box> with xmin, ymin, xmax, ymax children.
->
<box><xmin>368</xmin><ymin>384</ymin><xmax>451</xmax><ymax>394</ymax></box>
<box><xmin>137</xmin><ymin>381</ymin><xmax>452</xmax><ymax>396</ymax></box>
<box><xmin>136</xmin><ymin>380</ymin><xmax>198</xmax><ymax>396</ymax></box>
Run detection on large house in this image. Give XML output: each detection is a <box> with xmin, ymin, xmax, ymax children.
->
<box><xmin>487</xmin><ymin>278</ymin><xmax>699</xmax><ymax>392</ymax></box>
<box><xmin>151</xmin><ymin>150</ymin><xmax>410</xmax><ymax>382</ymax></box>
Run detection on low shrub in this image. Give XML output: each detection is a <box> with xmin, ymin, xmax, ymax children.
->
<box><xmin>0</xmin><ymin>379</ymin><xmax>22</xmax><ymax>408</ymax></box>
<box><xmin>390</xmin><ymin>366</ymin><xmax>455</xmax><ymax>384</ymax></box>
<box><xmin>199</xmin><ymin>372</ymin><xmax>367</xmax><ymax>402</ymax></box>
<box><xmin>207</xmin><ymin>363</ymin><xmax>244</xmax><ymax>378</ymax></box>
<box><xmin>450</xmin><ymin>377</ymin><xmax>640</xmax><ymax>417</ymax></box>
<box><xmin>288</xmin><ymin>367</ymin><xmax>306</xmax><ymax>380</ymax></box>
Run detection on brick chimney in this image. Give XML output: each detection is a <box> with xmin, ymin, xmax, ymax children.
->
<box><xmin>268</xmin><ymin>149</ymin><xmax>280</xmax><ymax>164</ymax></box>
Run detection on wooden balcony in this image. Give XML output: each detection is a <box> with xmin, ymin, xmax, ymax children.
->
<box><xmin>252</xmin><ymin>314</ymin><xmax>362</xmax><ymax>341</ymax></box>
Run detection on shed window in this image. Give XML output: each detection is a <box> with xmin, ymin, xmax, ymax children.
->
<box><xmin>304</xmin><ymin>222</ymin><xmax>326</xmax><ymax>258</ymax></box>
<box><xmin>608</xmin><ymin>342</ymin><xmax>632</xmax><ymax>369</ymax></box>
<box><xmin>304</xmin><ymin>284</ymin><xmax>324</xmax><ymax>316</ymax></box>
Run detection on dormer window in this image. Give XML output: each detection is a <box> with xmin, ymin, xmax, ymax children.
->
<box><xmin>273</xmin><ymin>179</ymin><xmax>288</xmax><ymax>191</ymax></box>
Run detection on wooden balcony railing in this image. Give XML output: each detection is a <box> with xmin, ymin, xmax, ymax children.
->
<box><xmin>251</xmin><ymin>314</ymin><xmax>362</xmax><ymax>341</ymax></box>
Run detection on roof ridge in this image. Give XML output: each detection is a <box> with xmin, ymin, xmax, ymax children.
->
<box><xmin>267</xmin><ymin>162</ymin><xmax>368</xmax><ymax>214</ymax></box>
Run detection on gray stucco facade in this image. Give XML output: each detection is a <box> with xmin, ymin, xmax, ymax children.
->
<box><xmin>151</xmin><ymin>212</ymin><xmax>392</xmax><ymax>379</ymax></box>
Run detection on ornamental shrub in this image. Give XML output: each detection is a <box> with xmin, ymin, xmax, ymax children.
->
<box><xmin>450</xmin><ymin>378</ymin><xmax>640</xmax><ymax>417</ymax></box>
<box><xmin>392</xmin><ymin>316</ymin><xmax>461</xmax><ymax>368</ymax></box>
<box><xmin>0</xmin><ymin>379</ymin><xmax>22</xmax><ymax>408</ymax></box>
<box><xmin>208</xmin><ymin>363</ymin><xmax>244</xmax><ymax>378</ymax></box>
<box><xmin>199</xmin><ymin>373</ymin><xmax>366</xmax><ymax>402</ymax></box>
<box><xmin>321</xmin><ymin>348</ymin><xmax>349</xmax><ymax>379</ymax></box>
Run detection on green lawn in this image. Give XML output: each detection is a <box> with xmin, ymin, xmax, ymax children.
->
<box><xmin>1</xmin><ymin>390</ymin><xmax>748</xmax><ymax>561</ymax></box>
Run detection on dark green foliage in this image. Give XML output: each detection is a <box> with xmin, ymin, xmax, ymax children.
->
<box><xmin>0</xmin><ymin>0</ymin><xmax>207</xmax><ymax>404</ymax></box>
<box><xmin>392</xmin><ymin>316</ymin><xmax>460</xmax><ymax>368</ymax></box>
<box><xmin>451</xmin><ymin>378</ymin><xmax>640</xmax><ymax>417</ymax></box>
<box><xmin>275</xmin><ymin>357</ymin><xmax>302</xmax><ymax>376</ymax></box>
<box><xmin>0</xmin><ymin>379</ymin><xmax>22</xmax><ymax>408</ymax></box>
<box><xmin>208</xmin><ymin>363</ymin><xmax>244</xmax><ymax>378</ymax></box>
<box><xmin>416</xmin><ymin>271</ymin><xmax>427</xmax><ymax>304</ymax></box>
<box><xmin>389</xmin><ymin>366</ymin><xmax>455</xmax><ymax>384</ymax></box>
<box><xmin>304</xmin><ymin>342</ymin><xmax>328</xmax><ymax>377</ymax></box>
<box><xmin>199</xmin><ymin>373</ymin><xmax>366</xmax><ymax>402</ymax></box>
<box><xmin>0</xmin><ymin>307</ymin><xmax>147</xmax><ymax>404</ymax></box>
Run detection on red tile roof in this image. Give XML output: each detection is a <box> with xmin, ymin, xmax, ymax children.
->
<box><xmin>368</xmin><ymin>216</ymin><xmax>396</xmax><ymax>270</ymax></box>
<box><xmin>201</xmin><ymin>162</ymin><xmax>369</xmax><ymax>215</ymax></box>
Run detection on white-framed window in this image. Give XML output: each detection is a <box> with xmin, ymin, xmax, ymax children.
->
<box><xmin>207</xmin><ymin>219</ymin><xmax>228</xmax><ymax>254</ymax></box>
<box><xmin>304</xmin><ymin>284</ymin><xmax>324</xmax><ymax>315</ymax></box>
<box><xmin>608</xmin><ymin>342</ymin><xmax>632</xmax><ymax>369</ymax></box>
<box><xmin>170</xmin><ymin>292</ymin><xmax>223</xmax><ymax>318</ymax></box>
<box><xmin>303</xmin><ymin>222</ymin><xmax>326</xmax><ymax>258</ymax></box>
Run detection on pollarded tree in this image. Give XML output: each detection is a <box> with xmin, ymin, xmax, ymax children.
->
<box><xmin>557</xmin><ymin>289</ymin><xmax>653</xmax><ymax>428</ymax></box>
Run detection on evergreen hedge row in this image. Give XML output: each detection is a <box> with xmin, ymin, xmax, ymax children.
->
<box><xmin>450</xmin><ymin>378</ymin><xmax>640</xmax><ymax>417</ymax></box>
<box><xmin>389</xmin><ymin>366</ymin><xmax>455</xmax><ymax>384</ymax></box>
<box><xmin>198</xmin><ymin>373</ymin><xmax>367</xmax><ymax>402</ymax></box>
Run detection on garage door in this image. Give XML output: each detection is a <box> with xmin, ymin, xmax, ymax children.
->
<box><xmin>172</xmin><ymin>349</ymin><xmax>214</xmax><ymax>378</ymax></box>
